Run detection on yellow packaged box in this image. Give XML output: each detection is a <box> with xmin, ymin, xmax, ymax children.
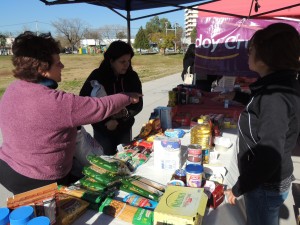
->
<box><xmin>154</xmin><ymin>186</ymin><xmax>208</xmax><ymax>225</ymax></box>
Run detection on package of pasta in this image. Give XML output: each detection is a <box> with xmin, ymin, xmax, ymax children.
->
<box><xmin>123</xmin><ymin>193</ymin><xmax>158</xmax><ymax>210</ymax></box>
<box><xmin>99</xmin><ymin>197</ymin><xmax>153</xmax><ymax>225</ymax></box>
<box><xmin>131</xmin><ymin>175</ymin><xmax>166</xmax><ymax>193</ymax></box>
<box><xmin>87</xmin><ymin>155</ymin><xmax>131</xmax><ymax>175</ymax></box>
<box><xmin>82</xmin><ymin>165</ymin><xmax>122</xmax><ymax>186</ymax></box>
<box><xmin>79</xmin><ymin>176</ymin><xmax>107</xmax><ymax>192</ymax></box>
<box><xmin>121</xmin><ymin>177</ymin><xmax>163</xmax><ymax>202</ymax></box>
<box><xmin>55</xmin><ymin>193</ymin><xmax>89</xmax><ymax>225</ymax></box>
<box><xmin>58</xmin><ymin>184</ymin><xmax>107</xmax><ymax>204</ymax></box>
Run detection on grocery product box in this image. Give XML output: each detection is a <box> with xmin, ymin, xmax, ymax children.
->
<box><xmin>154</xmin><ymin>186</ymin><xmax>208</xmax><ymax>225</ymax></box>
<box><xmin>153</xmin><ymin>136</ymin><xmax>186</xmax><ymax>171</ymax></box>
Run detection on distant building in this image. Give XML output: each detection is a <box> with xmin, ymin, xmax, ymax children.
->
<box><xmin>184</xmin><ymin>7</ymin><xmax>198</xmax><ymax>44</ymax></box>
<box><xmin>80</xmin><ymin>38</ymin><xmax>135</xmax><ymax>47</ymax></box>
<box><xmin>0</xmin><ymin>36</ymin><xmax>14</xmax><ymax>55</ymax></box>
<box><xmin>79</xmin><ymin>38</ymin><xmax>136</xmax><ymax>54</ymax></box>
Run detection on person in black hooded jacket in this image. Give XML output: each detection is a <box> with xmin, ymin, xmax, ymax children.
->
<box><xmin>219</xmin><ymin>23</ymin><xmax>300</xmax><ymax>225</ymax></box>
<box><xmin>80</xmin><ymin>40</ymin><xmax>143</xmax><ymax>155</ymax></box>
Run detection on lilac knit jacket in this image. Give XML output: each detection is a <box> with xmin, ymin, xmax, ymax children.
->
<box><xmin>0</xmin><ymin>80</ymin><xmax>131</xmax><ymax>180</ymax></box>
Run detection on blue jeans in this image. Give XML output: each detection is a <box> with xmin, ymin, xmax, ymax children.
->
<box><xmin>244</xmin><ymin>187</ymin><xmax>289</xmax><ymax>225</ymax></box>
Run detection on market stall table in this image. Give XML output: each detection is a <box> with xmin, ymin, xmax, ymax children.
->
<box><xmin>73</xmin><ymin>128</ymin><xmax>247</xmax><ymax>225</ymax></box>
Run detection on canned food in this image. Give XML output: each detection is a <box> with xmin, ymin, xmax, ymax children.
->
<box><xmin>187</xmin><ymin>144</ymin><xmax>202</xmax><ymax>164</ymax></box>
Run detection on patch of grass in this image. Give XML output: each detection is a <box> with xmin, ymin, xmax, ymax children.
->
<box><xmin>0</xmin><ymin>53</ymin><xmax>183</xmax><ymax>97</ymax></box>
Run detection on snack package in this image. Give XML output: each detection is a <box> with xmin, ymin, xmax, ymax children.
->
<box><xmin>164</xmin><ymin>129</ymin><xmax>186</xmax><ymax>138</ymax></box>
<box><xmin>99</xmin><ymin>197</ymin><xmax>153</xmax><ymax>225</ymax></box>
<box><xmin>55</xmin><ymin>193</ymin><xmax>89</xmax><ymax>225</ymax></box>
<box><xmin>126</xmin><ymin>153</ymin><xmax>151</xmax><ymax>172</ymax></box>
<box><xmin>114</xmin><ymin>149</ymin><xmax>139</xmax><ymax>162</ymax></box>
<box><xmin>123</xmin><ymin>193</ymin><xmax>158</xmax><ymax>210</ymax></box>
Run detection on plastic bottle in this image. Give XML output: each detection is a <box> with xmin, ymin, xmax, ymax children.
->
<box><xmin>27</xmin><ymin>216</ymin><xmax>50</xmax><ymax>225</ymax></box>
<box><xmin>9</xmin><ymin>206</ymin><xmax>34</xmax><ymax>225</ymax></box>
<box><xmin>190</xmin><ymin>118</ymin><xmax>212</xmax><ymax>150</ymax></box>
<box><xmin>0</xmin><ymin>207</ymin><xmax>10</xmax><ymax>225</ymax></box>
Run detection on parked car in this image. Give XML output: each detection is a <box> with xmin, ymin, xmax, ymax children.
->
<box><xmin>165</xmin><ymin>48</ymin><xmax>175</xmax><ymax>53</ymax></box>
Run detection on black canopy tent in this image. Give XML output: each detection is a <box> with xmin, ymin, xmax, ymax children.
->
<box><xmin>38</xmin><ymin>0</ymin><xmax>217</xmax><ymax>44</ymax></box>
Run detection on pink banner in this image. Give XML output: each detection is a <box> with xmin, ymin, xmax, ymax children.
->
<box><xmin>195</xmin><ymin>17</ymin><xmax>300</xmax><ymax>77</ymax></box>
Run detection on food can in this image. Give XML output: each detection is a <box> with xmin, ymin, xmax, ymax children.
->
<box><xmin>187</xmin><ymin>144</ymin><xmax>202</xmax><ymax>165</ymax></box>
<box><xmin>185</xmin><ymin>164</ymin><xmax>203</xmax><ymax>188</ymax></box>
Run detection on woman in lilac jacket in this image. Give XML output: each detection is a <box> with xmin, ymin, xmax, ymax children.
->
<box><xmin>0</xmin><ymin>31</ymin><xmax>141</xmax><ymax>194</ymax></box>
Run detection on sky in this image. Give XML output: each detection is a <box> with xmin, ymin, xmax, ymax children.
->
<box><xmin>0</xmin><ymin>0</ymin><xmax>200</xmax><ymax>37</ymax></box>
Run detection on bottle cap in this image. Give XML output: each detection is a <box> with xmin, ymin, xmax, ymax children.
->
<box><xmin>0</xmin><ymin>207</ymin><xmax>10</xmax><ymax>225</ymax></box>
<box><xmin>27</xmin><ymin>216</ymin><xmax>50</xmax><ymax>225</ymax></box>
<box><xmin>9</xmin><ymin>206</ymin><xmax>34</xmax><ymax>225</ymax></box>
<box><xmin>197</xmin><ymin>118</ymin><xmax>204</xmax><ymax>124</ymax></box>
<box><xmin>185</xmin><ymin>164</ymin><xmax>203</xmax><ymax>174</ymax></box>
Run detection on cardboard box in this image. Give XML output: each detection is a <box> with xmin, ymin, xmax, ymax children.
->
<box><xmin>154</xmin><ymin>186</ymin><xmax>208</xmax><ymax>225</ymax></box>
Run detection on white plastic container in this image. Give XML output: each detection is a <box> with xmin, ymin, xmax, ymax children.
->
<box><xmin>153</xmin><ymin>136</ymin><xmax>182</xmax><ymax>170</ymax></box>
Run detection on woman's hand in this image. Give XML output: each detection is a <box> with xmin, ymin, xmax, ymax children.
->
<box><xmin>225</xmin><ymin>189</ymin><xmax>237</xmax><ymax>205</ymax></box>
<box><xmin>125</xmin><ymin>92</ymin><xmax>143</xmax><ymax>104</ymax></box>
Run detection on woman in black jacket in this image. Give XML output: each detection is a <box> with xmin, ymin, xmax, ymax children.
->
<box><xmin>222</xmin><ymin>23</ymin><xmax>300</xmax><ymax>225</ymax></box>
<box><xmin>80</xmin><ymin>40</ymin><xmax>143</xmax><ymax>155</ymax></box>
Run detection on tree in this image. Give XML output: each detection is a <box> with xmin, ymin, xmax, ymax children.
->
<box><xmin>99</xmin><ymin>24</ymin><xmax>127</xmax><ymax>41</ymax></box>
<box><xmin>191</xmin><ymin>27</ymin><xmax>197</xmax><ymax>44</ymax></box>
<box><xmin>52</xmin><ymin>18</ymin><xmax>88</xmax><ymax>51</ymax></box>
<box><xmin>116</xmin><ymin>31</ymin><xmax>127</xmax><ymax>39</ymax></box>
<box><xmin>145</xmin><ymin>16</ymin><xmax>171</xmax><ymax>36</ymax></box>
<box><xmin>85</xmin><ymin>29</ymin><xmax>102</xmax><ymax>46</ymax></box>
<box><xmin>0</xmin><ymin>34</ymin><xmax>6</xmax><ymax>49</ymax></box>
<box><xmin>133</xmin><ymin>27</ymin><xmax>150</xmax><ymax>53</ymax></box>
<box><xmin>161</xmin><ymin>34</ymin><xmax>175</xmax><ymax>55</ymax></box>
